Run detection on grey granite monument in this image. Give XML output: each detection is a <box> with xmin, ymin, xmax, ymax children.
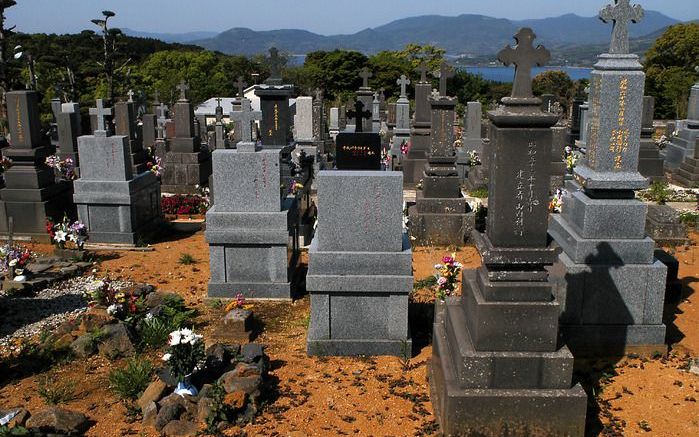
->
<box><xmin>354</xmin><ymin>68</ymin><xmax>374</xmax><ymax>133</ymax></box>
<box><xmin>206</xmin><ymin>104</ymin><xmax>299</xmax><ymax>299</ymax></box>
<box><xmin>457</xmin><ymin>101</ymin><xmax>486</xmax><ymax>183</ymax></box>
<box><xmin>73</xmin><ymin>99</ymin><xmax>162</xmax><ymax>244</ymax></box>
<box><xmin>403</xmin><ymin>63</ymin><xmax>432</xmax><ymax>184</ymax></box>
<box><xmin>664</xmin><ymin>72</ymin><xmax>699</xmax><ymax>172</ymax></box>
<box><xmin>114</xmin><ymin>99</ymin><xmax>148</xmax><ymax>175</ymax></box>
<box><xmin>0</xmin><ymin>91</ymin><xmax>74</xmax><ymax>242</ymax></box>
<box><xmin>409</xmin><ymin>63</ymin><xmax>474</xmax><ymax>246</ymax></box>
<box><xmin>161</xmin><ymin>81</ymin><xmax>212</xmax><ymax>194</ymax></box>
<box><xmin>392</xmin><ymin>75</ymin><xmax>411</xmax><ymax>169</ymax></box>
<box><xmin>430</xmin><ymin>28</ymin><xmax>587</xmax><ymax>436</ymax></box>
<box><xmin>548</xmin><ymin>0</ymin><xmax>668</xmax><ymax>357</ymax></box>
<box><xmin>56</xmin><ymin>102</ymin><xmax>82</xmax><ymax>171</ymax></box>
<box><xmin>307</xmin><ymin>170</ymin><xmax>412</xmax><ymax>356</ymax></box>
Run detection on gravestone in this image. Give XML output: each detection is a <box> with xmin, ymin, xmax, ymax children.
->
<box><xmin>661</xmin><ymin>77</ymin><xmax>699</xmax><ymax>171</ymax></box>
<box><xmin>568</xmin><ymin>98</ymin><xmax>585</xmax><ymax>144</ymax></box>
<box><xmin>214</xmin><ymin>98</ymin><xmax>228</xmax><ymax>150</ymax></box>
<box><xmin>645</xmin><ymin>203</ymin><xmax>689</xmax><ymax>245</ymax></box>
<box><xmin>409</xmin><ymin>63</ymin><xmax>474</xmax><ymax>246</ymax></box>
<box><xmin>329</xmin><ymin>107</ymin><xmax>340</xmax><ymax>141</ymax></box>
<box><xmin>430</xmin><ymin>28</ymin><xmax>587</xmax><ymax>437</ymax></box>
<box><xmin>206</xmin><ymin>130</ymin><xmax>300</xmax><ymax>299</ymax></box>
<box><xmin>141</xmin><ymin>114</ymin><xmax>157</xmax><ymax>151</ymax></box>
<box><xmin>0</xmin><ymin>91</ymin><xmax>74</xmax><ymax>242</ymax></box>
<box><xmin>294</xmin><ymin>95</ymin><xmax>323</xmax><ymax>181</ymax></box>
<box><xmin>541</xmin><ymin>93</ymin><xmax>556</xmax><ymax>112</ymax></box>
<box><xmin>232</xmin><ymin>77</ymin><xmax>247</xmax><ymax>145</ymax></box>
<box><xmin>457</xmin><ymin>101</ymin><xmax>485</xmax><ymax>183</ymax></box>
<box><xmin>403</xmin><ymin>63</ymin><xmax>432</xmax><ymax>184</ymax></box>
<box><xmin>307</xmin><ymin>170</ymin><xmax>412</xmax><ymax>356</ymax></box>
<box><xmin>355</xmin><ymin>67</ymin><xmax>374</xmax><ymax>133</ymax></box>
<box><xmin>391</xmin><ymin>75</ymin><xmax>411</xmax><ymax>168</ymax></box>
<box><xmin>49</xmin><ymin>98</ymin><xmax>61</xmax><ymax>150</ymax></box>
<box><xmin>73</xmin><ymin>99</ymin><xmax>162</xmax><ymax>244</ymax></box>
<box><xmin>56</xmin><ymin>102</ymin><xmax>82</xmax><ymax>169</ymax></box>
<box><xmin>672</xmin><ymin>137</ymin><xmax>699</xmax><ymax>187</ymax></box>
<box><xmin>638</xmin><ymin>96</ymin><xmax>665</xmax><ymax>181</ymax></box>
<box><xmin>114</xmin><ymin>100</ymin><xmax>148</xmax><ymax>175</ymax></box>
<box><xmin>335</xmin><ymin>133</ymin><xmax>381</xmax><ymax>170</ymax></box>
<box><xmin>255</xmin><ymin>48</ymin><xmax>294</xmax><ymax>148</ymax></box>
<box><xmin>161</xmin><ymin>81</ymin><xmax>213</xmax><ymax>194</ymax></box>
<box><xmin>372</xmin><ymin>92</ymin><xmax>381</xmax><ymax>133</ymax></box>
<box><xmin>548</xmin><ymin>1</ymin><xmax>668</xmax><ymax>357</ymax></box>
<box><xmin>551</xmin><ymin>125</ymin><xmax>568</xmax><ymax>190</ymax></box>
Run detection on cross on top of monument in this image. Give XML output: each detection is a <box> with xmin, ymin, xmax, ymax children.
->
<box><xmin>177</xmin><ymin>80</ymin><xmax>189</xmax><ymax>101</ymax></box>
<box><xmin>599</xmin><ymin>0</ymin><xmax>644</xmax><ymax>55</ymax></box>
<box><xmin>359</xmin><ymin>67</ymin><xmax>372</xmax><ymax>89</ymax></box>
<box><xmin>267</xmin><ymin>47</ymin><xmax>282</xmax><ymax>83</ymax></box>
<box><xmin>347</xmin><ymin>99</ymin><xmax>372</xmax><ymax>133</ymax></box>
<box><xmin>89</xmin><ymin>99</ymin><xmax>113</xmax><ymax>135</ymax></box>
<box><xmin>315</xmin><ymin>88</ymin><xmax>324</xmax><ymax>101</ymax></box>
<box><xmin>397</xmin><ymin>74</ymin><xmax>411</xmax><ymax>98</ymax></box>
<box><xmin>234</xmin><ymin>76</ymin><xmax>247</xmax><ymax>97</ymax></box>
<box><xmin>434</xmin><ymin>62</ymin><xmax>454</xmax><ymax>97</ymax></box>
<box><xmin>498</xmin><ymin>27</ymin><xmax>551</xmax><ymax>99</ymax></box>
<box><xmin>230</xmin><ymin>98</ymin><xmax>262</xmax><ymax>143</ymax></box>
<box><xmin>416</xmin><ymin>63</ymin><xmax>429</xmax><ymax>83</ymax></box>
<box><xmin>127</xmin><ymin>89</ymin><xmax>134</xmax><ymax>102</ymax></box>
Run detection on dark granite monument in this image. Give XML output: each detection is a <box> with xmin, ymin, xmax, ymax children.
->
<box><xmin>429</xmin><ymin>28</ymin><xmax>587</xmax><ymax>437</ymax></box>
<box><xmin>548</xmin><ymin>0</ymin><xmax>668</xmax><ymax>357</ymax></box>
<box><xmin>0</xmin><ymin>91</ymin><xmax>74</xmax><ymax>242</ymax></box>
<box><xmin>56</xmin><ymin>102</ymin><xmax>82</xmax><ymax>171</ymax></box>
<box><xmin>409</xmin><ymin>63</ymin><xmax>473</xmax><ymax>246</ymax></box>
<box><xmin>335</xmin><ymin>133</ymin><xmax>381</xmax><ymax>171</ymax></box>
<box><xmin>161</xmin><ymin>81</ymin><xmax>212</xmax><ymax>194</ymax></box>
<box><xmin>114</xmin><ymin>97</ymin><xmax>148</xmax><ymax>175</ymax></box>
<box><xmin>403</xmin><ymin>63</ymin><xmax>432</xmax><ymax>184</ymax></box>
<box><xmin>255</xmin><ymin>48</ymin><xmax>294</xmax><ymax>148</ymax></box>
<box><xmin>638</xmin><ymin>96</ymin><xmax>665</xmax><ymax>182</ymax></box>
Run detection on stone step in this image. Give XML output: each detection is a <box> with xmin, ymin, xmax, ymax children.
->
<box><xmin>441</xmin><ymin>299</ymin><xmax>573</xmax><ymax>390</ymax></box>
<box><xmin>460</xmin><ymin>272</ymin><xmax>560</xmax><ymax>353</ymax></box>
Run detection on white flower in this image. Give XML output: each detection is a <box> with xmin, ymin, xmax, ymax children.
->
<box><xmin>68</xmin><ymin>233</ymin><xmax>78</xmax><ymax>243</ymax></box>
<box><xmin>434</xmin><ymin>264</ymin><xmax>444</xmax><ymax>270</ymax></box>
<box><xmin>168</xmin><ymin>330</ymin><xmax>182</xmax><ymax>346</ymax></box>
<box><xmin>106</xmin><ymin>304</ymin><xmax>120</xmax><ymax>316</ymax></box>
<box><xmin>8</xmin><ymin>259</ymin><xmax>17</xmax><ymax>267</ymax></box>
<box><xmin>145</xmin><ymin>313</ymin><xmax>154</xmax><ymax>321</ymax></box>
<box><xmin>54</xmin><ymin>230</ymin><xmax>67</xmax><ymax>243</ymax></box>
<box><xmin>180</xmin><ymin>328</ymin><xmax>194</xmax><ymax>344</ymax></box>
<box><xmin>161</xmin><ymin>353</ymin><xmax>171</xmax><ymax>361</ymax></box>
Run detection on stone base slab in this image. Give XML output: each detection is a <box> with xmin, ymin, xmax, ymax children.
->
<box><xmin>208</xmin><ymin>281</ymin><xmax>293</xmax><ymax>300</ymax></box>
<box><xmin>408</xmin><ymin>205</ymin><xmax>474</xmax><ymax>246</ymax></box>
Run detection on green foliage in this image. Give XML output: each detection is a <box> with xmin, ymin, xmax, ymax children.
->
<box><xmin>413</xmin><ymin>276</ymin><xmax>438</xmax><ymax>290</ymax></box>
<box><xmin>0</xmin><ymin>425</ymin><xmax>31</xmax><ymax>437</ymax></box>
<box><xmin>298</xmin><ymin>49</ymin><xmax>368</xmax><ymax>100</ymax></box>
<box><xmin>644</xmin><ymin>23</ymin><xmax>699</xmax><ymax>119</ymax></box>
<box><xmin>647</xmin><ymin>181</ymin><xmax>670</xmax><ymax>205</ymax></box>
<box><xmin>468</xmin><ymin>187</ymin><xmax>489</xmax><ymax>199</ymax></box>
<box><xmin>533</xmin><ymin>70</ymin><xmax>574</xmax><ymax>115</ymax></box>
<box><xmin>139</xmin><ymin>316</ymin><xmax>172</xmax><ymax>349</ymax></box>
<box><xmin>679</xmin><ymin>210</ymin><xmax>699</xmax><ymax>226</ymax></box>
<box><xmin>161</xmin><ymin>294</ymin><xmax>197</xmax><ymax>329</ymax></box>
<box><xmin>398</xmin><ymin>44</ymin><xmax>446</xmax><ymax>72</ymax></box>
<box><xmin>37</xmin><ymin>376</ymin><xmax>76</xmax><ymax>405</ymax></box>
<box><xmin>108</xmin><ymin>357</ymin><xmax>153</xmax><ymax>401</ymax></box>
<box><xmin>178</xmin><ymin>252</ymin><xmax>195</xmax><ymax>265</ymax></box>
<box><xmin>367</xmin><ymin>51</ymin><xmax>412</xmax><ymax>97</ymax></box>
<box><xmin>205</xmin><ymin>382</ymin><xmax>231</xmax><ymax>434</ymax></box>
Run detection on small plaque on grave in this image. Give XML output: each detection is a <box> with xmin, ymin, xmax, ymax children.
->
<box><xmin>335</xmin><ymin>132</ymin><xmax>381</xmax><ymax>170</ymax></box>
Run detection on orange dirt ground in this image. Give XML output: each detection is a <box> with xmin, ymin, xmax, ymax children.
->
<box><xmin>0</xmin><ymin>230</ymin><xmax>697</xmax><ymax>436</ymax></box>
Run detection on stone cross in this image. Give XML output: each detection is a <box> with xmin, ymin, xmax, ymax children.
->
<box><xmin>416</xmin><ymin>63</ymin><xmax>429</xmax><ymax>83</ymax></box>
<box><xmin>498</xmin><ymin>28</ymin><xmax>550</xmax><ymax>99</ymax></box>
<box><xmin>89</xmin><ymin>99</ymin><xmax>112</xmax><ymax>134</ymax></box>
<box><xmin>359</xmin><ymin>67</ymin><xmax>372</xmax><ymax>89</ymax></box>
<box><xmin>230</xmin><ymin>98</ymin><xmax>262</xmax><ymax>143</ymax></box>
<box><xmin>435</xmin><ymin>62</ymin><xmax>454</xmax><ymax>97</ymax></box>
<box><xmin>177</xmin><ymin>80</ymin><xmax>189</xmax><ymax>101</ymax></box>
<box><xmin>269</xmin><ymin>47</ymin><xmax>282</xmax><ymax>80</ymax></box>
<box><xmin>235</xmin><ymin>76</ymin><xmax>247</xmax><ymax>97</ymax></box>
<box><xmin>127</xmin><ymin>89</ymin><xmax>134</xmax><ymax>102</ymax></box>
<box><xmin>215</xmin><ymin>98</ymin><xmax>223</xmax><ymax>123</ymax></box>
<box><xmin>599</xmin><ymin>0</ymin><xmax>644</xmax><ymax>55</ymax></box>
<box><xmin>347</xmin><ymin>99</ymin><xmax>372</xmax><ymax>133</ymax></box>
<box><xmin>315</xmin><ymin>88</ymin><xmax>324</xmax><ymax>101</ymax></box>
<box><xmin>397</xmin><ymin>75</ymin><xmax>411</xmax><ymax>98</ymax></box>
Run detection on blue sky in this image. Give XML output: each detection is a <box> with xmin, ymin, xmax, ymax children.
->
<box><xmin>7</xmin><ymin>0</ymin><xmax>698</xmax><ymax>35</ymax></box>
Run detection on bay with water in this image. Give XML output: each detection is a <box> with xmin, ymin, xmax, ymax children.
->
<box><xmin>462</xmin><ymin>66</ymin><xmax>592</xmax><ymax>83</ymax></box>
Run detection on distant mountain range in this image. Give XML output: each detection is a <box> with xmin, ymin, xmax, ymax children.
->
<box><xmin>122</xmin><ymin>11</ymin><xmax>683</xmax><ymax>65</ymax></box>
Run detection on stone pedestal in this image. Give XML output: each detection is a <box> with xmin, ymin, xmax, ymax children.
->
<box><xmin>638</xmin><ymin>96</ymin><xmax>664</xmax><ymax>182</ymax></box>
<box><xmin>161</xmin><ymin>98</ymin><xmax>212</xmax><ymax>194</ymax></box>
<box><xmin>256</xmin><ymin>85</ymin><xmax>294</xmax><ymax>148</ymax></box>
<box><xmin>549</xmin><ymin>53</ymin><xmax>667</xmax><ymax>357</ymax></box>
<box><xmin>409</xmin><ymin>96</ymin><xmax>473</xmax><ymax>246</ymax></box>
<box><xmin>431</xmin><ymin>96</ymin><xmax>586</xmax><ymax>436</ymax></box>
<box><xmin>664</xmin><ymin>82</ymin><xmax>699</xmax><ymax>171</ymax></box>
<box><xmin>206</xmin><ymin>147</ymin><xmax>299</xmax><ymax>300</ymax></box>
<box><xmin>645</xmin><ymin>204</ymin><xmax>689</xmax><ymax>245</ymax></box>
<box><xmin>0</xmin><ymin>91</ymin><xmax>74</xmax><ymax>242</ymax></box>
<box><xmin>307</xmin><ymin>171</ymin><xmax>411</xmax><ymax>356</ymax></box>
<box><xmin>73</xmin><ymin>132</ymin><xmax>162</xmax><ymax>245</ymax></box>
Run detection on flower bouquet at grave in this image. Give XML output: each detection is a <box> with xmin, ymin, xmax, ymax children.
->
<box><xmin>0</xmin><ymin>156</ymin><xmax>12</xmax><ymax>174</ymax></box>
<box><xmin>434</xmin><ymin>254</ymin><xmax>463</xmax><ymax>301</ymax></box>
<box><xmin>0</xmin><ymin>244</ymin><xmax>34</xmax><ymax>282</ymax></box>
<box><xmin>466</xmin><ymin>151</ymin><xmax>481</xmax><ymax>167</ymax></box>
<box><xmin>47</xmin><ymin>215</ymin><xmax>88</xmax><ymax>257</ymax></box>
<box><xmin>563</xmin><ymin>146</ymin><xmax>578</xmax><ymax>173</ymax></box>
<box><xmin>381</xmin><ymin>147</ymin><xmax>391</xmax><ymax>168</ymax></box>
<box><xmin>400</xmin><ymin>140</ymin><xmax>410</xmax><ymax>156</ymax></box>
<box><xmin>549</xmin><ymin>188</ymin><xmax>567</xmax><ymax>213</ymax></box>
<box><xmin>224</xmin><ymin>293</ymin><xmax>254</xmax><ymax>312</ymax></box>
<box><xmin>45</xmin><ymin>155</ymin><xmax>77</xmax><ymax>181</ymax></box>
<box><xmin>654</xmin><ymin>134</ymin><xmax>674</xmax><ymax>150</ymax></box>
<box><xmin>161</xmin><ymin>194</ymin><xmax>210</xmax><ymax>219</ymax></box>
<box><xmin>146</xmin><ymin>146</ymin><xmax>163</xmax><ymax>179</ymax></box>
<box><xmin>286</xmin><ymin>179</ymin><xmax>304</xmax><ymax>197</ymax></box>
<box><xmin>84</xmin><ymin>277</ymin><xmax>141</xmax><ymax>318</ymax></box>
<box><xmin>162</xmin><ymin>328</ymin><xmax>205</xmax><ymax>396</ymax></box>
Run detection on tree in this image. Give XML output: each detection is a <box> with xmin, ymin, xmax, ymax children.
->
<box><xmin>91</xmin><ymin>10</ymin><xmax>126</xmax><ymax>101</ymax></box>
<box><xmin>644</xmin><ymin>23</ymin><xmax>699</xmax><ymax>119</ymax></box>
<box><xmin>298</xmin><ymin>50</ymin><xmax>368</xmax><ymax>102</ymax></box>
<box><xmin>532</xmin><ymin>70</ymin><xmax>574</xmax><ymax>115</ymax></box>
<box><xmin>367</xmin><ymin>50</ymin><xmax>412</xmax><ymax>97</ymax></box>
<box><xmin>399</xmin><ymin>44</ymin><xmax>445</xmax><ymax>73</ymax></box>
